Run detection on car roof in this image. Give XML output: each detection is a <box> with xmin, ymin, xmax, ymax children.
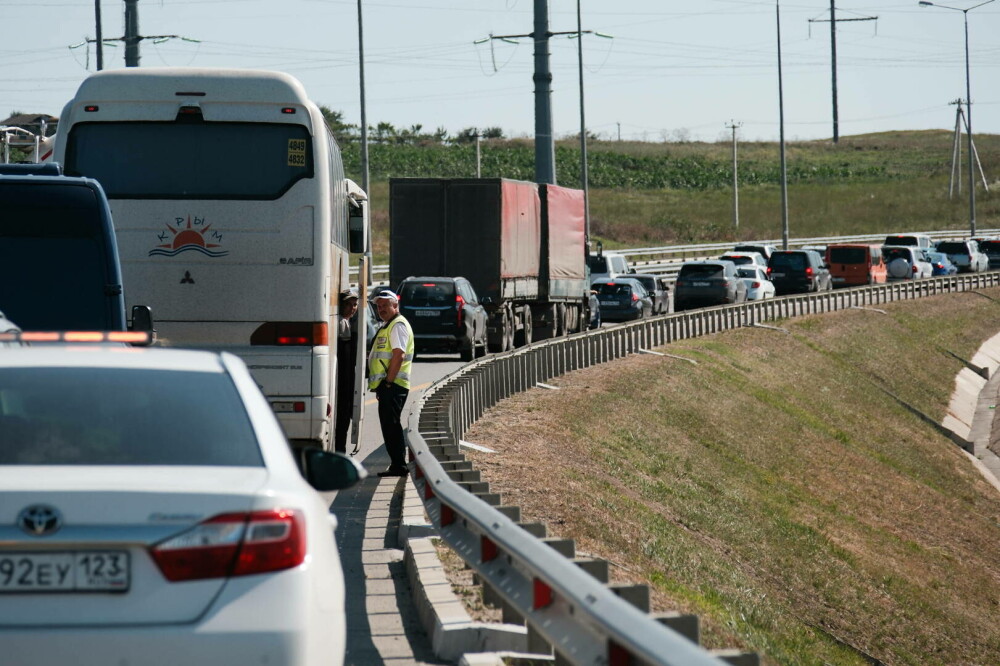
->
<box><xmin>0</xmin><ymin>345</ymin><xmax>229</xmax><ymax>372</ymax></box>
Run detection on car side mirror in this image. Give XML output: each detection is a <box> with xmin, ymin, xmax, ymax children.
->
<box><xmin>129</xmin><ymin>305</ymin><xmax>155</xmax><ymax>345</ymax></box>
<box><xmin>303</xmin><ymin>449</ymin><xmax>368</xmax><ymax>491</ymax></box>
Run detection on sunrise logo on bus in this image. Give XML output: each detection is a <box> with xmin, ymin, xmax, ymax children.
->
<box><xmin>149</xmin><ymin>215</ymin><xmax>229</xmax><ymax>258</ymax></box>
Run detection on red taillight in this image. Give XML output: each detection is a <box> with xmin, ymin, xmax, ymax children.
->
<box><xmin>631</xmin><ymin>293</ymin><xmax>639</xmax><ymax>302</ymax></box>
<box><xmin>151</xmin><ymin>509</ymin><xmax>305</xmax><ymax>582</ymax></box>
<box><xmin>251</xmin><ymin>322</ymin><xmax>328</xmax><ymax>346</ymax></box>
<box><xmin>766</xmin><ymin>267</ymin><xmax>772</xmax><ymax>277</ymax></box>
<box><xmin>752</xmin><ymin>281</ymin><xmax>762</xmax><ymax>288</ymax></box>
<box><xmin>913</xmin><ymin>264</ymin><xmax>919</xmax><ymax>273</ymax></box>
<box><xmin>805</xmin><ymin>267</ymin><xmax>814</xmax><ymax>278</ymax></box>
<box><xmin>455</xmin><ymin>294</ymin><xmax>465</xmax><ymax>326</ymax></box>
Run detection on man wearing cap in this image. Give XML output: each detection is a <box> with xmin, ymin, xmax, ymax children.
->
<box><xmin>367</xmin><ymin>290</ymin><xmax>413</xmax><ymax>477</ymax></box>
<box><xmin>334</xmin><ymin>288</ymin><xmax>360</xmax><ymax>454</ymax></box>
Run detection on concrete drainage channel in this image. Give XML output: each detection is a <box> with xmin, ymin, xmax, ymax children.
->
<box><xmin>397</xmin><ymin>274</ymin><xmax>1000</xmax><ymax>665</ymax></box>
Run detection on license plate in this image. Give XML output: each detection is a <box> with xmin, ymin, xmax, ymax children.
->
<box><xmin>414</xmin><ymin>310</ymin><xmax>440</xmax><ymax>317</ymax></box>
<box><xmin>771</xmin><ymin>273</ymin><xmax>785</xmax><ymax>278</ymax></box>
<box><xmin>832</xmin><ymin>277</ymin><xmax>845</xmax><ymax>282</ymax></box>
<box><xmin>692</xmin><ymin>281</ymin><xmax>710</xmax><ymax>287</ymax></box>
<box><xmin>600</xmin><ymin>300</ymin><xmax>617</xmax><ymax>306</ymax></box>
<box><xmin>0</xmin><ymin>551</ymin><xmax>130</xmax><ymax>593</ymax></box>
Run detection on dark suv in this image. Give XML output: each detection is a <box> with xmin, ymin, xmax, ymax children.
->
<box><xmin>673</xmin><ymin>260</ymin><xmax>747</xmax><ymax>312</ymax></box>
<box><xmin>0</xmin><ymin>170</ymin><xmax>152</xmax><ymax>336</ymax></box>
<box><xmin>396</xmin><ymin>277</ymin><xmax>488</xmax><ymax>361</ymax></box>
<box><xmin>767</xmin><ymin>250</ymin><xmax>832</xmax><ymax>294</ymax></box>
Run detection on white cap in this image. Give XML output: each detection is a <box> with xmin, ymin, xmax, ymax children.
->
<box><xmin>375</xmin><ymin>290</ymin><xmax>399</xmax><ymax>301</ymax></box>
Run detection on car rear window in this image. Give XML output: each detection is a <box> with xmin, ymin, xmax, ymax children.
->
<box><xmin>587</xmin><ymin>255</ymin><xmax>609</xmax><ymax>273</ymax></box>
<box><xmin>400</xmin><ymin>281</ymin><xmax>454</xmax><ymax>307</ymax></box>
<box><xmin>980</xmin><ymin>241</ymin><xmax>1000</xmax><ymax>255</ymax></box>
<box><xmin>769</xmin><ymin>253</ymin><xmax>807</xmax><ymax>270</ymax></box>
<box><xmin>828</xmin><ymin>247</ymin><xmax>867</xmax><ymax>264</ymax></box>
<box><xmin>883</xmin><ymin>248</ymin><xmax>913</xmax><ymax>263</ymax></box>
<box><xmin>632</xmin><ymin>276</ymin><xmax>655</xmax><ymax>291</ymax></box>
<box><xmin>936</xmin><ymin>242</ymin><xmax>969</xmax><ymax>254</ymax></box>
<box><xmin>0</xmin><ymin>368</ymin><xmax>263</xmax><ymax>466</ymax></box>
<box><xmin>595</xmin><ymin>283</ymin><xmax>632</xmax><ymax>296</ymax></box>
<box><xmin>0</xmin><ymin>184</ymin><xmax>114</xmax><ymax>331</ymax></box>
<box><xmin>736</xmin><ymin>268</ymin><xmax>758</xmax><ymax>278</ymax></box>
<box><xmin>678</xmin><ymin>264</ymin><xmax>724</xmax><ymax>279</ymax></box>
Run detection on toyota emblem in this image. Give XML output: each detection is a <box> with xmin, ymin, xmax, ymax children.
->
<box><xmin>17</xmin><ymin>504</ymin><xmax>62</xmax><ymax>536</ymax></box>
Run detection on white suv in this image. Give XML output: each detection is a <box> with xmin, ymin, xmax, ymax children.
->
<box><xmin>883</xmin><ymin>246</ymin><xmax>933</xmax><ymax>280</ymax></box>
<box><xmin>934</xmin><ymin>239</ymin><xmax>989</xmax><ymax>273</ymax></box>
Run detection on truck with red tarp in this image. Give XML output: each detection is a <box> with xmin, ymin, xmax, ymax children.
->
<box><xmin>389</xmin><ymin>177</ymin><xmax>590</xmax><ymax>352</ymax></box>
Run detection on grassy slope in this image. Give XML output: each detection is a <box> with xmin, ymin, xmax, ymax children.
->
<box><xmin>358</xmin><ymin>130</ymin><xmax>1000</xmax><ymax>262</ymax></box>
<box><xmin>464</xmin><ymin>291</ymin><xmax>1000</xmax><ymax>665</ymax></box>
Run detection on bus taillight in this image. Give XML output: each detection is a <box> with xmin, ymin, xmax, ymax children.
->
<box><xmin>251</xmin><ymin>322</ymin><xmax>329</xmax><ymax>346</ymax></box>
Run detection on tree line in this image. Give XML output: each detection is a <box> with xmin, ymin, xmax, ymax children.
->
<box><xmin>320</xmin><ymin>106</ymin><xmax>503</xmax><ymax>146</ymax></box>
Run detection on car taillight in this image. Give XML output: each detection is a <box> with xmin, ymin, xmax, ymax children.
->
<box><xmin>151</xmin><ymin>509</ymin><xmax>305</xmax><ymax>582</ymax></box>
<box><xmin>250</xmin><ymin>322</ymin><xmax>328</xmax><ymax>346</ymax></box>
<box><xmin>805</xmin><ymin>267</ymin><xmax>814</xmax><ymax>278</ymax></box>
<box><xmin>913</xmin><ymin>264</ymin><xmax>919</xmax><ymax>273</ymax></box>
<box><xmin>752</xmin><ymin>281</ymin><xmax>761</xmax><ymax>288</ymax></box>
<box><xmin>631</xmin><ymin>293</ymin><xmax>639</xmax><ymax>302</ymax></box>
<box><xmin>766</xmin><ymin>267</ymin><xmax>772</xmax><ymax>277</ymax></box>
<box><xmin>455</xmin><ymin>294</ymin><xmax>465</xmax><ymax>326</ymax></box>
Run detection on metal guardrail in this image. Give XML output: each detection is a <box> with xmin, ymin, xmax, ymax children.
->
<box><xmin>405</xmin><ymin>271</ymin><xmax>1000</xmax><ymax>665</ymax></box>
<box><xmin>354</xmin><ymin>229</ymin><xmax>1000</xmax><ymax>285</ymax></box>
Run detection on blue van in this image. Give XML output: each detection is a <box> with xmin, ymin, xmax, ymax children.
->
<box><xmin>0</xmin><ymin>167</ymin><xmax>151</xmax><ymax>335</ymax></box>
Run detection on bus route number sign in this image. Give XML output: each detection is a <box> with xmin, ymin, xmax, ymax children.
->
<box><xmin>288</xmin><ymin>139</ymin><xmax>307</xmax><ymax>167</ymax></box>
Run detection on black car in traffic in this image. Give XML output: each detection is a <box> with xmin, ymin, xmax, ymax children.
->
<box><xmin>766</xmin><ymin>250</ymin><xmax>832</xmax><ymax>295</ymax></box>
<box><xmin>673</xmin><ymin>260</ymin><xmax>748</xmax><ymax>311</ymax></box>
<box><xmin>396</xmin><ymin>276</ymin><xmax>488</xmax><ymax>361</ymax></box>
<box><xmin>591</xmin><ymin>278</ymin><xmax>653</xmax><ymax>322</ymax></box>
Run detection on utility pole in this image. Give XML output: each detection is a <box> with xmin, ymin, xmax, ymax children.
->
<box><xmin>95</xmin><ymin>0</ymin><xmax>103</xmax><ymax>70</ymax></box>
<box><xmin>617</xmin><ymin>122</ymin><xmax>621</xmax><ymax>142</ymax></box>
<box><xmin>726</xmin><ymin>121</ymin><xmax>742</xmax><ymax>231</ymax></box>
<box><xmin>777</xmin><ymin>1</ymin><xmax>789</xmax><ymax>251</ymax></box>
<box><xmin>83</xmin><ymin>0</ymin><xmax>194</xmax><ymax>68</ymax></box>
<box><xmin>124</xmin><ymin>0</ymin><xmax>139</xmax><ymax>67</ymax></box>
<box><xmin>475</xmin><ymin>131</ymin><xmax>481</xmax><ymax>178</ymax></box>
<box><xmin>808</xmin><ymin>3</ymin><xmax>877</xmax><ymax>143</ymax></box>
<box><xmin>476</xmin><ymin>2</ymin><xmax>608</xmax><ymax>185</ymax></box>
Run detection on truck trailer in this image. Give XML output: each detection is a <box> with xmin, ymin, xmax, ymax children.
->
<box><xmin>389</xmin><ymin>178</ymin><xmax>590</xmax><ymax>352</ymax></box>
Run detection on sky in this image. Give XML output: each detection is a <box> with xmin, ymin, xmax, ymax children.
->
<box><xmin>3</xmin><ymin>0</ymin><xmax>1000</xmax><ymax>143</ymax></box>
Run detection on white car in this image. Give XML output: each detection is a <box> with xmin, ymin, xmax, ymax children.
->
<box><xmin>0</xmin><ymin>340</ymin><xmax>365</xmax><ymax>666</ymax></box>
<box><xmin>719</xmin><ymin>251</ymin><xmax>768</xmax><ymax>271</ymax></box>
<box><xmin>934</xmin><ymin>239</ymin><xmax>989</xmax><ymax>273</ymax></box>
<box><xmin>736</xmin><ymin>266</ymin><xmax>776</xmax><ymax>300</ymax></box>
<box><xmin>883</xmin><ymin>245</ymin><xmax>933</xmax><ymax>281</ymax></box>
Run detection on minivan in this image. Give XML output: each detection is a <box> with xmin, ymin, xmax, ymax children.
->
<box><xmin>0</xmin><ymin>172</ymin><xmax>152</xmax><ymax>335</ymax></box>
<box><xmin>826</xmin><ymin>244</ymin><xmax>886</xmax><ymax>287</ymax></box>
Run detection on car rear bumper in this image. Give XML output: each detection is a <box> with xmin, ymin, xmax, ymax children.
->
<box><xmin>600</xmin><ymin>308</ymin><xmax>643</xmax><ymax>322</ymax></box>
<box><xmin>0</xmin><ymin>569</ymin><xmax>344</xmax><ymax>666</ymax></box>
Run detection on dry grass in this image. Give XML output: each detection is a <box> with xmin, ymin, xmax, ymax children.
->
<box><xmin>461</xmin><ymin>291</ymin><xmax>1000</xmax><ymax>665</ymax></box>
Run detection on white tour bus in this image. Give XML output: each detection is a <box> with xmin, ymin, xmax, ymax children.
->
<box><xmin>53</xmin><ymin>68</ymin><xmax>370</xmax><ymax>451</ymax></box>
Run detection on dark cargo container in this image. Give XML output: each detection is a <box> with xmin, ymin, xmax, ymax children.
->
<box><xmin>389</xmin><ymin>178</ymin><xmax>589</xmax><ymax>352</ymax></box>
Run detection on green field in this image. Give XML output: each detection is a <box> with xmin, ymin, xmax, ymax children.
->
<box><xmin>465</xmin><ymin>291</ymin><xmax>1000</xmax><ymax>665</ymax></box>
<box><xmin>356</xmin><ymin>130</ymin><xmax>999</xmax><ymax>262</ymax></box>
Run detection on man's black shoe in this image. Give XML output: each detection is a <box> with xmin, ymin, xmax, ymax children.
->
<box><xmin>377</xmin><ymin>466</ymin><xmax>408</xmax><ymax>478</ymax></box>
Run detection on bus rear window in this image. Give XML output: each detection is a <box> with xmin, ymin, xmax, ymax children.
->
<box><xmin>0</xmin><ymin>184</ymin><xmax>113</xmax><ymax>331</ymax></box>
<box><xmin>65</xmin><ymin>122</ymin><xmax>314</xmax><ymax>199</ymax></box>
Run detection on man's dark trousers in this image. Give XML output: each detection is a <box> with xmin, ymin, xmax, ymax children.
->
<box><xmin>377</xmin><ymin>382</ymin><xmax>409</xmax><ymax>469</ymax></box>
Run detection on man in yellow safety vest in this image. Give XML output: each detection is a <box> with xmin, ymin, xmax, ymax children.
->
<box><xmin>367</xmin><ymin>290</ymin><xmax>414</xmax><ymax>477</ymax></box>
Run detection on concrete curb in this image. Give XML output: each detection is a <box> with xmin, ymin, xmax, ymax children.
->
<box><xmin>944</xmin><ymin>332</ymin><xmax>1000</xmax><ymax>490</ymax></box>
<box><xmin>399</xmin><ymin>475</ymin><xmax>528</xmax><ymax>663</ymax></box>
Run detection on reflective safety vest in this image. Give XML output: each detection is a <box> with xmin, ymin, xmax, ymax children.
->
<box><xmin>367</xmin><ymin>315</ymin><xmax>414</xmax><ymax>390</ymax></box>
